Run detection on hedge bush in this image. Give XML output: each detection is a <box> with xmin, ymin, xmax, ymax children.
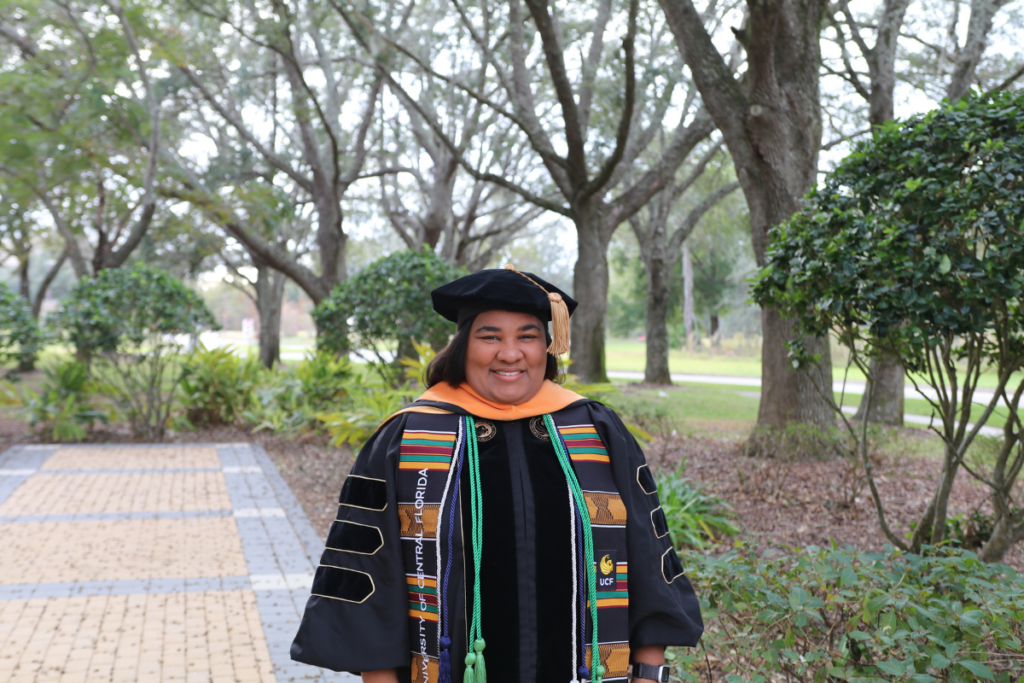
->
<box><xmin>51</xmin><ymin>263</ymin><xmax>216</xmax><ymax>356</ymax></box>
<box><xmin>673</xmin><ymin>544</ymin><xmax>1024</xmax><ymax>683</ymax></box>
<box><xmin>50</xmin><ymin>264</ymin><xmax>217</xmax><ymax>439</ymax></box>
<box><xmin>313</xmin><ymin>249</ymin><xmax>462</xmax><ymax>384</ymax></box>
<box><xmin>0</xmin><ymin>282</ymin><xmax>40</xmax><ymax>370</ymax></box>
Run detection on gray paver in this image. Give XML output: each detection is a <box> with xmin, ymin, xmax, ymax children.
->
<box><xmin>217</xmin><ymin>444</ymin><xmax>354</xmax><ymax>683</ymax></box>
<box><xmin>0</xmin><ymin>441</ymin><xmax>356</xmax><ymax>683</ymax></box>
<box><xmin>0</xmin><ymin>509</ymin><xmax>233</xmax><ymax>523</ymax></box>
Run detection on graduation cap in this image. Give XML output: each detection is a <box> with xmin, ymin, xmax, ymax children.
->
<box><xmin>431</xmin><ymin>264</ymin><xmax>577</xmax><ymax>356</ymax></box>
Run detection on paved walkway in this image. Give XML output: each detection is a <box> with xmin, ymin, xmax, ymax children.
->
<box><xmin>0</xmin><ymin>443</ymin><xmax>356</xmax><ymax>683</ymax></box>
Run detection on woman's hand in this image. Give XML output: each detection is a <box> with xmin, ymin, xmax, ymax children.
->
<box><xmin>361</xmin><ymin>669</ymin><xmax>399</xmax><ymax>683</ymax></box>
<box><xmin>632</xmin><ymin>645</ymin><xmax>666</xmax><ymax>682</ymax></box>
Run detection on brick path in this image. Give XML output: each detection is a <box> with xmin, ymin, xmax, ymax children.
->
<box><xmin>0</xmin><ymin>443</ymin><xmax>357</xmax><ymax>683</ymax></box>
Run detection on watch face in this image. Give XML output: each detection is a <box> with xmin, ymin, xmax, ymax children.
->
<box><xmin>659</xmin><ymin>668</ymin><xmax>670</xmax><ymax>683</ymax></box>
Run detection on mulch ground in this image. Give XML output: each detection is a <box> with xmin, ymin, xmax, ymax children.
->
<box><xmin>3</xmin><ymin>417</ymin><xmax>1021</xmax><ymax>567</ymax></box>
<box><xmin>659</xmin><ymin>431</ymin><xmax>1024</xmax><ymax>569</ymax></box>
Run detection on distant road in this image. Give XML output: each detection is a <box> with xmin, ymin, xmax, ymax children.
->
<box><xmin>606</xmin><ymin>371</ymin><xmax>1000</xmax><ymax>405</ymax></box>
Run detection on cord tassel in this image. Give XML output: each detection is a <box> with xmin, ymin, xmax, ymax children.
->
<box><xmin>503</xmin><ymin>263</ymin><xmax>571</xmax><ymax>355</ymax></box>
<box><xmin>464</xmin><ymin>653</ymin><xmax>476</xmax><ymax>683</ymax></box>
<box><xmin>545</xmin><ymin>292</ymin><xmax>571</xmax><ymax>355</ymax></box>
<box><xmin>439</xmin><ymin>637</ymin><xmax>452</xmax><ymax>683</ymax></box>
<box><xmin>473</xmin><ymin>639</ymin><xmax>486</xmax><ymax>683</ymax></box>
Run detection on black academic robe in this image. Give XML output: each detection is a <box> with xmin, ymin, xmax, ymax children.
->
<box><xmin>291</xmin><ymin>398</ymin><xmax>702</xmax><ymax>682</ymax></box>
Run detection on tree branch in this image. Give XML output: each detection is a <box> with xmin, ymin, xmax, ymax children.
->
<box><xmin>985</xmin><ymin>62</ymin><xmax>1024</xmax><ymax>94</ymax></box>
<box><xmin>172</xmin><ymin>61</ymin><xmax>312</xmax><ymax>192</ymax></box>
<box><xmin>667</xmin><ymin>181</ymin><xmax>740</xmax><ymax>255</ymax></box>
<box><xmin>0</xmin><ymin>20</ymin><xmax>39</xmax><ymax>58</ymax></box>
<box><xmin>522</xmin><ymin>0</ymin><xmax>588</xmax><ymax>182</ymax></box>
<box><xmin>100</xmin><ymin>0</ymin><xmax>160</xmax><ymax>271</ymax></box>
<box><xmin>32</xmin><ymin>246</ymin><xmax>68</xmax><ymax>318</ymax></box>
<box><xmin>578</xmin><ymin>0</ymin><xmax>639</xmax><ymax>204</ymax></box>
<box><xmin>603</xmin><ymin>109</ymin><xmax>715</xmax><ymax>238</ymax></box>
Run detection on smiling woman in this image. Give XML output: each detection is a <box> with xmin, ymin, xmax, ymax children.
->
<box><xmin>426</xmin><ymin>310</ymin><xmax>557</xmax><ymax>404</ymax></box>
<box><xmin>291</xmin><ymin>266</ymin><xmax>703</xmax><ymax>683</ymax></box>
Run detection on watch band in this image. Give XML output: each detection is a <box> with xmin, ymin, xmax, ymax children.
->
<box><xmin>631</xmin><ymin>663</ymin><xmax>670</xmax><ymax>683</ymax></box>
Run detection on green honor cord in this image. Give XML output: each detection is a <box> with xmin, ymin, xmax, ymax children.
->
<box><xmin>461</xmin><ymin>413</ymin><xmax>600</xmax><ymax>683</ymax></box>
<box><xmin>543</xmin><ymin>414</ymin><xmax>602</xmax><ymax>683</ymax></box>
<box><xmin>464</xmin><ymin>416</ymin><xmax>486</xmax><ymax>683</ymax></box>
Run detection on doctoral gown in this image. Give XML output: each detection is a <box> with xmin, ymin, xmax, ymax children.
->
<box><xmin>291</xmin><ymin>381</ymin><xmax>702</xmax><ymax>683</ymax></box>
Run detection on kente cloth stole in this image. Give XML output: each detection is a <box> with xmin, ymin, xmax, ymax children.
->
<box><xmin>396</xmin><ymin>405</ymin><xmax>631</xmax><ymax>683</ymax></box>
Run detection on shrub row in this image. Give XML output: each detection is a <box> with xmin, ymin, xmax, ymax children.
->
<box><xmin>672</xmin><ymin>544</ymin><xmax>1024</xmax><ymax>683</ymax></box>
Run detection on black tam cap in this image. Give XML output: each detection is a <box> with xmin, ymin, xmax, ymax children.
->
<box><xmin>431</xmin><ymin>265</ymin><xmax>577</xmax><ymax>355</ymax></box>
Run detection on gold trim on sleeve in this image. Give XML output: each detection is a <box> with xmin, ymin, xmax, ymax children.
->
<box><xmin>326</xmin><ymin>520</ymin><xmax>384</xmax><ymax>555</ymax></box>
<box><xmin>312</xmin><ymin>564</ymin><xmax>376</xmax><ymax>604</ymax></box>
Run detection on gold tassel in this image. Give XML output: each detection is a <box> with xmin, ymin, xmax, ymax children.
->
<box><xmin>546</xmin><ymin>292</ymin><xmax>571</xmax><ymax>356</ymax></box>
<box><xmin>503</xmin><ymin>263</ymin><xmax>571</xmax><ymax>356</ymax></box>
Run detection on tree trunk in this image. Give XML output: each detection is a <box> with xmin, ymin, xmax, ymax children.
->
<box><xmin>755</xmin><ymin>307</ymin><xmax>835</xmax><ymax>444</ymax></box>
<box><xmin>853</xmin><ymin>355</ymin><xmax>904</xmax><ymax>426</ymax></box>
<box><xmin>710</xmin><ymin>313</ymin><xmax>720</xmax><ymax>346</ymax></box>
<box><xmin>31</xmin><ymin>248</ymin><xmax>67</xmax><ymax>319</ymax></box>
<box><xmin>659</xmin><ymin>0</ymin><xmax>835</xmax><ymax>444</ymax></box>
<box><xmin>855</xmin><ymin>0</ymin><xmax>908</xmax><ymax>427</ymax></box>
<box><xmin>683</xmin><ymin>240</ymin><xmax>694</xmax><ymax>351</ymax></box>
<box><xmin>254</xmin><ymin>265</ymin><xmax>286</xmax><ymax>369</ymax></box>
<box><xmin>979</xmin><ymin>511</ymin><xmax>1024</xmax><ymax>563</ymax></box>
<box><xmin>17</xmin><ymin>254</ymin><xmax>30</xmax><ymax>301</ymax></box>
<box><xmin>643</xmin><ymin>248</ymin><xmax>672</xmax><ymax>385</ymax></box>
<box><xmin>570</xmin><ymin>206</ymin><xmax>610</xmax><ymax>383</ymax></box>
<box><xmin>946</xmin><ymin>0</ymin><xmax>1005</xmax><ymax>102</ymax></box>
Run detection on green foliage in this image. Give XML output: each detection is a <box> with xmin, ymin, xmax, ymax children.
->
<box><xmin>317</xmin><ymin>388</ymin><xmax>406</xmax><ymax>450</ymax></box>
<box><xmin>295</xmin><ymin>350</ymin><xmax>355</xmax><ymax>406</ymax></box>
<box><xmin>752</xmin><ymin>91</ymin><xmax>1024</xmax><ymax>557</ymax></box>
<box><xmin>313</xmin><ymin>249</ymin><xmax>462</xmax><ymax>384</ymax></box>
<box><xmin>179</xmin><ymin>344</ymin><xmax>262</xmax><ymax>426</ymax></box>
<box><xmin>50</xmin><ymin>265</ymin><xmax>217</xmax><ymax>440</ymax></box>
<box><xmin>752</xmin><ymin>90</ymin><xmax>1024</xmax><ymax>374</ymax></box>
<box><xmin>655</xmin><ymin>461</ymin><xmax>738</xmax><ymax>549</ymax></box>
<box><xmin>243</xmin><ymin>351</ymin><xmax>358</xmax><ymax>435</ymax></box>
<box><xmin>673</xmin><ymin>544</ymin><xmax>1024</xmax><ymax>683</ymax></box>
<box><xmin>21</xmin><ymin>361</ymin><xmax>110</xmax><ymax>442</ymax></box>
<box><xmin>0</xmin><ymin>282</ymin><xmax>41</xmax><ymax>370</ymax></box>
<box><xmin>50</xmin><ymin>264</ymin><xmax>217</xmax><ymax>356</ymax></box>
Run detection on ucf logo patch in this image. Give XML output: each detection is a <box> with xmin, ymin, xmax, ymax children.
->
<box><xmin>595</xmin><ymin>550</ymin><xmax>617</xmax><ymax>590</ymax></box>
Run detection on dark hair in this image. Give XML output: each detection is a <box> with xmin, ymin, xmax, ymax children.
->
<box><xmin>426</xmin><ymin>313</ymin><xmax>562</xmax><ymax>388</ymax></box>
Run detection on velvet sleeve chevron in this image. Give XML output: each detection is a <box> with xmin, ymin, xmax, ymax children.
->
<box><xmin>586</xmin><ymin>403</ymin><xmax>704</xmax><ymax>649</ymax></box>
<box><xmin>291</xmin><ymin>413</ymin><xmax>412</xmax><ymax>674</ymax></box>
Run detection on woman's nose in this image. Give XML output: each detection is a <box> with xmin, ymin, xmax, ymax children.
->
<box><xmin>495</xmin><ymin>340</ymin><xmax>524</xmax><ymax>362</ymax></box>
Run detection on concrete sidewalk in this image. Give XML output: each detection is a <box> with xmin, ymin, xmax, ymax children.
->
<box><xmin>0</xmin><ymin>443</ymin><xmax>356</xmax><ymax>683</ymax></box>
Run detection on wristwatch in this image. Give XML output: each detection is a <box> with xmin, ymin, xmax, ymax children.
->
<box><xmin>630</xmin><ymin>663</ymin><xmax>671</xmax><ymax>683</ymax></box>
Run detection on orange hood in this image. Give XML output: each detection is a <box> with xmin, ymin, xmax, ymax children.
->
<box><xmin>397</xmin><ymin>380</ymin><xmax>585</xmax><ymax>422</ymax></box>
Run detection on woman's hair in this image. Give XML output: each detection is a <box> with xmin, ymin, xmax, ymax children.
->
<box><xmin>426</xmin><ymin>312</ymin><xmax>563</xmax><ymax>388</ymax></box>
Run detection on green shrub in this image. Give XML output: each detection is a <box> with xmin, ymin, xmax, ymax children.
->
<box><xmin>656</xmin><ymin>461</ymin><xmax>738</xmax><ymax>550</ymax></box>
<box><xmin>50</xmin><ymin>265</ymin><xmax>217</xmax><ymax>440</ymax></box>
<box><xmin>242</xmin><ymin>351</ymin><xmax>359</xmax><ymax>435</ymax></box>
<box><xmin>179</xmin><ymin>344</ymin><xmax>262</xmax><ymax>426</ymax></box>
<box><xmin>312</xmin><ymin>249</ymin><xmax>462</xmax><ymax>385</ymax></box>
<box><xmin>296</xmin><ymin>349</ymin><xmax>354</xmax><ymax>407</ymax></box>
<box><xmin>672</xmin><ymin>544</ymin><xmax>1024</xmax><ymax>683</ymax></box>
<box><xmin>317</xmin><ymin>386</ymin><xmax>406</xmax><ymax>450</ymax></box>
<box><xmin>50</xmin><ymin>264</ymin><xmax>217</xmax><ymax>358</ymax></box>
<box><xmin>0</xmin><ymin>282</ymin><xmax>41</xmax><ymax>371</ymax></box>
<box><xmin>21</xmin><ymin>361</ymin><xmax>111</xmax><ymax>442</ymax></box>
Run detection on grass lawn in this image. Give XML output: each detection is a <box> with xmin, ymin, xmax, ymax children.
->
<box><xmin>607</xmin><ymin>338</ymin><xmax>1024</xmax><ymax>391</ymax></box>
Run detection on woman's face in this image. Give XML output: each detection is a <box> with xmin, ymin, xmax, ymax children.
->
<box><xmin>465</xmin><ymin>309</ymin><xmax>548</xmax><ymax>405</ymax></box>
